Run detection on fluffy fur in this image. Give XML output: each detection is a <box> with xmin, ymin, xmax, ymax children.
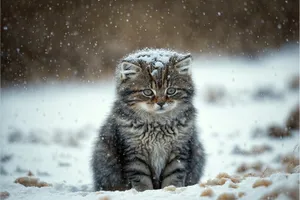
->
<box><xmin>91</xmin><ymin>48</ymin><xmax>205</xmax><ymax>191</ymax></box>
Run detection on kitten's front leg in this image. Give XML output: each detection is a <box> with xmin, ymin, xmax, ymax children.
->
<box><xmin>125</xmin><ymin>157</ymin><xmax>153</xmax><ymax>191</ymax></box>
<box><xmin>161</xmin><ymin>156</ymin><xmax>186</xmax><ymax>188</ymax></box>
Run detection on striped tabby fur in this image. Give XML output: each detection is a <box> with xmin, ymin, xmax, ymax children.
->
<box><xmin>91</xmin><ymin>48</ymin><xmax>205</xmax><ymax>191</ymax></box>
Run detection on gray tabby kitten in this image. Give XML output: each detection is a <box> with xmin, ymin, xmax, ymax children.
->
<box><xmin>91</xmin><ymin>48</ymin><xmax>205</xmax><ymax>191</ymax></box>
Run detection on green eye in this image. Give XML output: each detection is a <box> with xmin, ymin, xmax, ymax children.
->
<box><xmin>166</xmin><ymin>87</ymin><xmax>177</xmax><ymax>95</ymax></box>
<box><xmin>143</xmin><ymin>89</ymin><xmax>154</xmax><ymax>97</ymax></box>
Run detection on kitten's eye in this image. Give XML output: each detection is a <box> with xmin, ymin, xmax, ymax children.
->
<box><xmin>142</xmin><ymin>89</ymin><xmax>154</xmax><ymax>97</ymax></box>
<box><xmin>166</xmin><ymin>87</ymin><xmax>177</xmax><ymax>96</ymax></box>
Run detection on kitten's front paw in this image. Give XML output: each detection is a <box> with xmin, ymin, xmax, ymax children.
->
<box><xmin>132</xmin><ymin>183</ymin><xmax>153</xmax><ymax>192</ymax></box>
<box><xmin>161</xmin><ymin>175</ymin><xmax>186</xmax><ymax>188</ymax></box>
<box><xmin>163</xmin><ymin>185</ymin><xmax>177</xmax><ymax>191</ymax></box>
<box><xmin>130</xmin><ymin>178</ymin><xmax>153</xmax><ymax>191</ymax></box>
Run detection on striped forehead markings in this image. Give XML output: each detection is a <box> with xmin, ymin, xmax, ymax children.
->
<box><xmin>147</xmin><ymin>64</ymin><xmax>170</xmax><ymax>89</ymax></box>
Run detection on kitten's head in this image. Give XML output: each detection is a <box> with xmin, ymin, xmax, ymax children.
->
<box><xmin>116</xmin><ymin>48</ymin><xmax>194</xmax><ymax>117</ymax></box>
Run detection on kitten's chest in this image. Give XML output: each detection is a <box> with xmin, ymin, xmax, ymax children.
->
<box><xmin>122</xmin><ymin>119</ymin><xmax>188</xmax><ymax>176</ymax></box>
<box><xmin>147</xmin><ymin>140</ymin><xmax>170</xmax><ymax>178</ymax></box>
<box><xmin>139</xmin><ymin>122</ymin><xmax>177</xmax><ymax>177</ymax></box>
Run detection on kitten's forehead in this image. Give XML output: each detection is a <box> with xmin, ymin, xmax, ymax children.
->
<box><xmin>122</xmin><ymin>48</ymin><xmax>189</xmax><ymax>66</ymax></box>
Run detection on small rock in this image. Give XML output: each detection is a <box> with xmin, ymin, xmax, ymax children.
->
<box><xmin>98</xmin><ymin>196</ymin><xmax>110</xmax><ymax>200</ymax></box>
<box><xmin>216</xmin><ymin>172</ymin><xmax>231</xmax><ymax>179</ymax></box>
<box><xmin>200</xmin><ymin>188</ymin><xmax>214</xmax><ymax>197</ymax></box>
<box><xmin>217</xmin><ymin>192</ymin><xmax>237</xmax><ymax>200</ymax></box>
<box><xmin>205</xmin><ymin>178</ymin><xmax>227</xmax><ymax>186</ymax></box>
<box><xmin>216</xmin><ymin>172</ymin><xmax>241</xmax><ymax>183</ymax></box>
<box><xmin>0</xmin><ymin>191</ymin><xmax>10</xmax><ymax>199</ymax></box>
<box><xmin>252</xmin><ymin>179</ymin><xmax>272</xmax><ymax>188</ymax></box>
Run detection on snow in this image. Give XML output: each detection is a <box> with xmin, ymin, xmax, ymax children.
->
<box><xmin>123</xmin><ymin>48</ymin><xmax>188</xmax><ymax>64</ymax></box>
<box><xmin>151</xmin><ymin>69</ymin><xmax>158</xmax><ymax>76</ymax></box>
<box><xmin>1</xmin><ymin>46</ymin><xmax>299</xmax><ymax>200</ymax></box>
<box><xmin>154</xmin><ymin>61</ymin><xmax>164</xmax><ymax>68</ymax></box>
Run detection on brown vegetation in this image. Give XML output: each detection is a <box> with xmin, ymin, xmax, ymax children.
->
<box><xmin>267</xmin><ymin>125</ymin><xmax>291</xmax><ymax>138</ymax></box>
<box><xmin>286</xmin><ymin>105</ymin><xmax>299</xmax><ymax>131</ymax></box>
<box><xmin>1</xmin><ymin>0</ymin><xmax>299</xmax><ymax>87</ymax></box>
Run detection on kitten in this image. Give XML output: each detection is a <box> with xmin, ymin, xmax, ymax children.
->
<box><xmin>91</xmin><ymin>48</ymin><xmax>205</xmax><ymax>191</ymax></box>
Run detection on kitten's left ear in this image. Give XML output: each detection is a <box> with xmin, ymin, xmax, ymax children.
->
<box><xmin>174</xmin><ymin>54</ymin><xmax>192</xmax><ymax>74</ymax></box>
<box><xmin>118</xmin><ymin>61</ymin><xmax>142</xmax><ymax>80</ymax></box>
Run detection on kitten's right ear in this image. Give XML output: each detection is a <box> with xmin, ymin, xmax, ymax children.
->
<box><xmin>119</xmin><ymin>61</ymin><xmax>142</xmax><ymax>80</ymax></box>
<box><xmin>174</xmin><ymin>55</ymin><xmax>192</xmax><ymax>74</ymax></box>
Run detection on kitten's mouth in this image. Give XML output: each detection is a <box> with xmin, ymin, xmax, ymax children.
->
<box><xmin>155</xmin><ymin>107</ymin><xmax>167</xmax><ymax>113</ymax></box>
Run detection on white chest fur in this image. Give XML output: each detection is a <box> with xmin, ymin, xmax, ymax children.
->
<box><xmin>149</xmin><ymin>141</ymin><xmax>169</xmax><ymax>178</ymax></box>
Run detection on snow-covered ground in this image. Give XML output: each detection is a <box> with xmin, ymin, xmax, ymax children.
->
<box><xmin>1</xmin><ymin>46</ymin><xmax>299</xmax><ymax>200</ymax></box>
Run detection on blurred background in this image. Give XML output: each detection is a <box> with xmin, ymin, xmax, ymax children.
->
<box><xmin>1</xmin><ymin>0</ymin><xmax>299</xmax><ymax>87</ymax></box>
<box><xmin>1</xmin><ymin>1</ymin><xmax>299</xmax><ymax>197</ymax></box>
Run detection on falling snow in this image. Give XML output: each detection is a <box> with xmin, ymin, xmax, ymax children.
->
<box><xmin>1</xmin><ymin>47</ymin><xmax>299</xmax><ymax>200</ymax></box>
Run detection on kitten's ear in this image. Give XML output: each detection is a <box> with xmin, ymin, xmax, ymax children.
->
<box><xmin>174</xmin><ymin>55</ymin><xmax>192</xmax><ymax>74</ymax></box>
<box><xmin>119</xmin><ymin>61</ymin><xmax>142</xmax><ymax>80</ymax></box>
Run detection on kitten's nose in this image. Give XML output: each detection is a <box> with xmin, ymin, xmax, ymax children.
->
<box><xmin>157</xmin><ymin>101</ymin><xmax>165</xmax><ymax>108</ymax></box>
